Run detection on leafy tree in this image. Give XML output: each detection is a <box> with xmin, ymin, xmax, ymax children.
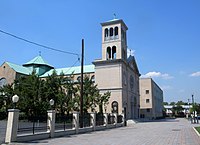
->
<box><xmin>96</xmin><ymin>91</ymin><xmax>111</xmax><ymax>113</ymax></box>
<box><xmin>14</xmin><ymin>71</ymin><xmax>49</xmax><ymax>119</ymax></box>
<box><xmin>170</xmin><ymin>102</ymin><xmax>176</xmax><ymax>106</ymax></box>
<box><xmin>163</xmin><ymin>102</ymin><xmax>169</xmax><ymax>105</ymax></box>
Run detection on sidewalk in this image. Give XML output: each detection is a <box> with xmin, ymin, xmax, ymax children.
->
<box><xmin>3</xmin><ymin>118</ymin><xmax>200</xmax><ymax>145</ymax></box>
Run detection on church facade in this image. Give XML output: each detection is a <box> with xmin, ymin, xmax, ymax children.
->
<box><xmin>0</xmin><ymin>19</ymin><xmax>140</xmax><ymax>119</ymax></box>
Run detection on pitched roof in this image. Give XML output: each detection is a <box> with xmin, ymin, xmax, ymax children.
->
<box><xmin>40</xmin><ymin>65</ymin><xmax>95</xmax><ymax>77</ymax></box>
<box><xmin>127</xmin><ymin>55</ymin><xmax>140</xmax><ymax>75</ymax></box>
<box><xmin>6</xmin><ymin>62</ymin><xmax>32</xmax><ymax>75</ymax></box>
<box><xmin>23</xmin><ymin>55</ymin><xmax>54</xmax><ymax>68</ymax></box>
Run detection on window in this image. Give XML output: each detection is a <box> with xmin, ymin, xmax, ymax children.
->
<box><xmin>105</xmin><ymin>28</ymin><xmax>108</xmax><ymax>37</ymax></box>
<box><xmin>77</xmin><ymin>76</ymin><xmax>81</xmax><ymax>82</ymax></box>
<box><xmin>112</xmin><ymin>101</ymin><xmax>118</xmax><ymax>113</ymax></box>
<box><xmin>107</xmin><ymin>47</ymin><xmax>111</xmax><ymax>60</ymax></box>
<box><xmin>146</xmin><ymin>99</ymin><xmax>150</xmax><ymax>103</ymax></box>
<box><xmin>146</xmin><ymin>109</ymin><xmax>150</xmax><ymax>112</ymax></box>
<box><xmin>146</xmin><ymin>90</ymin><xmax>149</xmax><ymax>94</ymax></box>
<box><xmin>112</xmin><ymin>46</ymin><xmax>116</xmax><ymax>59</ymax></box>
<box><xmin>110</xmin><ymin>28</ymin><xmax>113</xmax><ymax>37</ymax></box>
<box><xmin>114</xmin><ymin>27</ymin><xmax>118</xmax><ymax>36</ymax></box>
<box><xmin>91</xmin><ymin>75</ymin><xmax>95</xmax><ymax>82</ymax></box>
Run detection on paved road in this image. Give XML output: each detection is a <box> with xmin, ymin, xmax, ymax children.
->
<box><xmin>6</xmin><ymin>118</ymin><xmax>200</xmax><ymax>145</ymax></box>
<box><xmin>0</xmin><ymin>121</ymin><xmax>7</xmax><ymax>145</ymax></box>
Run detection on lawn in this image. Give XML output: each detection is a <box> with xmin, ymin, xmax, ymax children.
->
<box><xmin>195</xmin><ymin>127</ymin><xmax>200</xmax><ymax>134</ymax></box>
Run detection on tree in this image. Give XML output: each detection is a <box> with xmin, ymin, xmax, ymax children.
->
<box><xmin>14</xmin><ymin>71</ymin><xmax>49</xmax><ymax>119</ymax></box>
<box><xmin>96</xmin><ymin>92</ymin><xmax>110</xmax><ymax>113</ymax></box>
<box><xmin>163</xmin><ymin>102</ymin><xmax>169</xmax><ymax>105</ymax></box>
<box><xmin>170</xmin><ymin>102</ymin><xmax>176</xmax><ymax>106</ymax></box>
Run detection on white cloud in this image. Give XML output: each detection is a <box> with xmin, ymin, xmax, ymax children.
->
<box><xmin>127</xmin><ymin>48</ymin><xmax>135</xmax><ymax>56</ymax></box>
<box><xmin>160</xmin><ymin>85</ymin><xmax>172</xmax><ymax>91</ymax></box>
<box><xmin>190</xmin><ymin>71</ymin><xmax>200</xmax><ymax>77</ymax></box>
<box><xmin>141</xmin><ymin>71</ymin><xmax>173</xmax><ymax>80</ymax></box>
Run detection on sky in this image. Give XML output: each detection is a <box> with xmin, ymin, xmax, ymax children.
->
<box><xmin>0</xmin><ymin>0</ymin><xmax>200</xmax><ymax>103</ymax></box>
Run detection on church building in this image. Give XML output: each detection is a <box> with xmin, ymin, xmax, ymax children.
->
<box><xmin>0</xmin><ymin>19</ymin><xmax>140</xmax><ymax>119</ymax></box>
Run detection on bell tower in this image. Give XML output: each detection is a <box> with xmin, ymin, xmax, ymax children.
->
<box><xmin>101</xmin><ymin>19</ymin><xmax>128</xmax><ymax>61</ymax></box>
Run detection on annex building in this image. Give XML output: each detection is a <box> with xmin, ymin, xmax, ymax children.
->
<box><xmin>139</xmin><ymin>78</ymin><xmax>163</xmax><ymax>119</ymax></box>
<box><xmin>0</xmin><ymin>19</ymin><xmax>141</xmax><ymax>119</ymax></box>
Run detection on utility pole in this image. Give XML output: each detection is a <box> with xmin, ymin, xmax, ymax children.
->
<box><xmin>192</xmin><ymin>94</ymin><xmax>196</xmax><ymax>123</ymax></box>
<box><xmin>80</xmin><ymin>39</ymin><xmax>84</xmax><ymax>128</ymax></box>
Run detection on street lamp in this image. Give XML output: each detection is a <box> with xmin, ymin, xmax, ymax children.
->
<box><xmin>74</xmin><ymin>102</ymin><xmax>78</xmax><ymax>111</ymax></box>
<box><xmin>12</xmin><ymin>95</ymin><xmax>19</xmax><ymax>109</ymax></box>
<box><xmin>91</xmin><ymin>104</ymin><xmax>95</xmax><ymax>112</ymax></box>
<box><xmin>49</xmin><ymin>99</ymin><xmax>54</xmax><ymax>110</ymax></box>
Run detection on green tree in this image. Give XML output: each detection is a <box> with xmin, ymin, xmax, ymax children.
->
<box><xmin>96</xmin><ymin>91</ymin><xmax>111</xmax><ymax>113</ymax></box>
<box><xmin>14</xmin><ymin>71</ymin><xmax>49</xmax><ymax>119</ymax></box>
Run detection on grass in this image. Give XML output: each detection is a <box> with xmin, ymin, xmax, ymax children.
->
<box><xmin>195</xmin><ymin>127</ymin><xmax>200</xmax><ymax>134</ymax></box>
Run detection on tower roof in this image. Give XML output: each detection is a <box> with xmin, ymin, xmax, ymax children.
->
<box><xmin>101</xmin><ymin>19</ymin><xmax>128</xmax><ymax>30</ymax></box>
<box><xmin>23</xmin><ymin>55</ymin><xmax>54</xmax><ymax>68</ymax></box>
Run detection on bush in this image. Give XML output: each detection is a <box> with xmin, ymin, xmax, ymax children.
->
<box><xmin>0</xmin><ymin>108</ymin><xmax>7</xmax><ymax>120</ymax></box>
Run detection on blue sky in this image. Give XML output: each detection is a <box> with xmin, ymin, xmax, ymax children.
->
<box><xmin>0</xmin><ymin>0</ymin><xmax>200</xmax><ymax>103</ymax></box>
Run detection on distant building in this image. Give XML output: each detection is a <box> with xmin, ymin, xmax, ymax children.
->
<box><xmin>0</xmin><ymin>18</ymin><xmax>140</xmax><ymax>119</ymax></box>
<box><xmin>139</xmin><ymin>78</ymin><xmax>163</xmax><ymax>119</ymax></box>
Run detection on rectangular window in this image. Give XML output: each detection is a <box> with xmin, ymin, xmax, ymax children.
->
<box><xmin>146</xmin><ymin>90</ymin><xmax>149</xmax><ymax>94</ymax></box>
<box><xmin>147</xmin><ymin>109</ymin><xmax>150</xmax><ymax>112</ymax></box>
<box><xmin>146</xmin><ymin>99</ymin><xmax>150</xmax><ymax>103</ymax></box>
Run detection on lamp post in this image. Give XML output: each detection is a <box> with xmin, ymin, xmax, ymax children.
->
<box><xmin>192</xmin><ymin>94</ymin><xmax>196</xmax><ymax>123</ymax></box>
<box><xmin>74</xmin><ymin>102</ymin><xmax>78</xmax><ymax>111</ymax></box>
<box><xmin>49</xmin><ymin>99</ymin><xmax>54</xmax><ymax>110</ymax></box>
<box><xmin>12</xmin><ymin>95</ymin><xmax>19</xmax><ymax>109</ymax></box>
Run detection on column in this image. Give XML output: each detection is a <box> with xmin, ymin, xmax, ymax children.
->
<box><xmin>103</xmin><ymin>113</ymin><xmax>108</xmax><ymax>127</ymax></box>
<box><xmin>47</xmin><ymin>110</ymin><xmax>56</xmax><ymax>138</ymax></box>
<box><xmin>5</xmin><ymin>109</ymin><xmax>20</xmax><ymax>143</ymax></box>
<box><xmin>90</xmin><ymin>113</ymin><xmax>96</xmax><ymax>131</ymax></box>
<box><xmin>73</xmin><ymin>112</ymin><xmax>79</xmax><ymax>134</ymax></box>
<box><xmin>113</xmin><ymin>113</ymin><xmax>118</xmax><ymax>125</ymax></box>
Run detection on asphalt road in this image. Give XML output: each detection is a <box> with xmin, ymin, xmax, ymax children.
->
<box><xmin>0</xmin><ymin>120</ymin><xmax>7</xmax><ymax>144</ymax></box>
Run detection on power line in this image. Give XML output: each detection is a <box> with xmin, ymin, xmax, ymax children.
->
<box><xmin>0</xmin><ymin>29</ymin><xmax>80</xmax><ymax>58</ymax></box>
<box><xmin>65</xmin><ymin>58</ymin><xmax>80</xmax><ymax>74</ymax></box>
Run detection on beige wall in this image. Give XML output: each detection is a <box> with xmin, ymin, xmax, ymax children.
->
<box><xmin>139</xmin><ymin>78</ymin><xmax>163</xmax><ymax>119</ymax></box>
<box><xmin>0</xmin><ymin>63</ymin><xmax>17</xmax><ymax>85</ymax></box>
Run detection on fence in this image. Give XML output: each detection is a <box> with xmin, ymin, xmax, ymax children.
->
<box><xmin>18</xmin><ymin>113</ymin><xmax>47</xmax><ymax>134</ymax></box>
<box><xmin>5</xmin><ymin>109</ymin><xmax>125</xmax><ymax>143</ymax></box>
<box><xmin>55</xmin><ymin>113</ymin><xmax>73</xmax><ymax>131</ymax></box>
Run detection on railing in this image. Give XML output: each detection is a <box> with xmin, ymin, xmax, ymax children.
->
<box><xmin>79</xmin><ymin>113</ymin><xmax>91</xmax><ymax>128</ymax></box>
<box><xmin>108</xmin><ymin>114</ymin><xmax>115</xmax><ymax>124</ymax></box>
<box><xmin>18</xmin><ymin>115</ymin><xmax>47</xmax><ymax>134</ymax></box>
<box><xmin>96</xmin><ymin>113</ymin><xmax>104</xmax><ymax>126</ymax></box>
<box><xmin>55</xmin><ymin>114</ymin><xmax>73</xmax><ymax>131</ymax></box>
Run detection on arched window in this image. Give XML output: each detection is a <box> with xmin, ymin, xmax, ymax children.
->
<box><xmin>104</xmin><ymin>28</ymin><xmax>108</xmax><ymax>38</ymax></box>
<box><xmin>114</xmin><ymin>27</ymin><xmax>118</xmax><ymax>36</ymax></box>
<box><xmin>91</xmin><ymin>75</ymin><xmax>95</xmax><ymax>82</ymax></box>
<box><xmin>112</xmin><ymin>101</ymin><xmax>118</xmax><ymax>113</ymax></box>
<box><xmin>77</xmin><ymin>76</ymin><xmax>81</xmax><ymax>82</ymax></box>
<box><xmin>112</xmin><ymin>46</ymin><xmax>116</xmax><ymax>59</ymax></box>
<box><xmin>107</xmin><ymin>47</ymin><xmax>111</xmax><ymax>60</ymax></box>
<box><xmin>110</xmin><ymin>28</ymin><xmax>113</xmax><ymax>37</ymax></box>
<box><xmin>0</xmin><ymin>78</ymin><xmax>7</xmax><ymax>87</ymax></box>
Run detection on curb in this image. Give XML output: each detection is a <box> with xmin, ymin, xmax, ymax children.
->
<box><xmin>193</xmin><ymin>127</ymin><xmax>200</xmax><ymax>137</ymax></box>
